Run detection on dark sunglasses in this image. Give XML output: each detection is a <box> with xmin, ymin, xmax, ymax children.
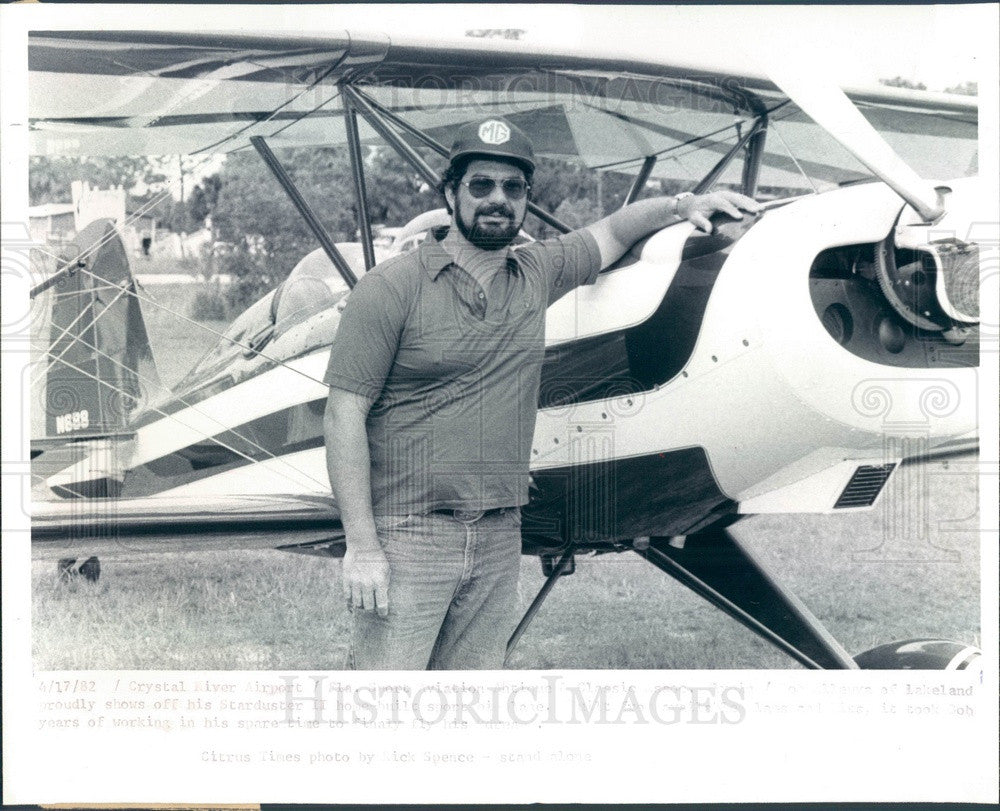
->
<box><xmin>461</xmin><ymin>175</ymin><xmax>531</xmax><ymax>200</ymax></box>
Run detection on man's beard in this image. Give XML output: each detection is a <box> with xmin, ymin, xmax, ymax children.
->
<box><xmin>455</xmin><ymin>202</ymin><xmax>523</xmax><ymax>251</ymax></box>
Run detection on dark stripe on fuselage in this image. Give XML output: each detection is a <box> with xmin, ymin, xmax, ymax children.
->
<box><xmin>120</xmin><ymin>399</ymin><xmax>328</xmax><ymax>498</ymax></box>
<box><xmin>76</xmin><ymin>215</ymin><xmax>758</xmax><ymax>500</ymax></box>
<box><xmin>521</xmin><ymin>446</ymin><xmax>736</xmax><ymax>552</ymax></box>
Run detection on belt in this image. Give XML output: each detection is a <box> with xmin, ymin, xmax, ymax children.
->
<box><xmin>429</xmin><ymin>506</ymin><xmax>509</xmax><ymax>522</ymax></box>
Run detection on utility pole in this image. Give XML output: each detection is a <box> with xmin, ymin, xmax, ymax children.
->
<box><xmin>178</xmin><ymin>155</ymin><xmax>186</xmax><ymax>260</ymax></box>
<box><xmin>178</xmin><ymin>154</ymin><xmax>185</xmax><ymax>204</ymax></box>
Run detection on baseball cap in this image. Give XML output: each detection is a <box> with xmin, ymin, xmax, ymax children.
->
<box><xmin>448</xmin><ymin>117</ymin><xmax>535</xmax><ymax>173</ymax></box>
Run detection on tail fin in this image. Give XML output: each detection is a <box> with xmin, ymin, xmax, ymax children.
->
<box><xmin>33</xmin><ymin>218</ymin><xmax>160</xmax><ymax>444</ymax></box>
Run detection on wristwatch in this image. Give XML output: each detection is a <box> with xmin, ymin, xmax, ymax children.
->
<box><xmin>672</xmin><ymin>191</ymin><xmax>694</xmax><ymax>216</ymax></box>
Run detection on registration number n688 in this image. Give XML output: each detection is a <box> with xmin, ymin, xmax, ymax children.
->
<box><xmin>55</xmin><ymin>409</ymin><xmax>90</xmax><ymax>434</ymax></box>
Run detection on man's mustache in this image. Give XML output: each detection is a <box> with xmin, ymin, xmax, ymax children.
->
<box><xmin>475</xmin><ymin>204</ymin><xmax>515</xmax><ymax>219</ymax></box>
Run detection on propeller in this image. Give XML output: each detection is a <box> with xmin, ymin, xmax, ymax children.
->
<box><xmin>752</xmin><ymin>46</ymin><xmax>984</xmax><ymax>334</ymax></box>
<box><xmin>756</xmin><ymin>52</ymin><xmax>947</xmax><ymax>222</ymax></box>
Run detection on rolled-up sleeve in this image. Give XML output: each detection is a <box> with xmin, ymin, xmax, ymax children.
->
<box><xmin>324</xmin><ymin>273</ymin><xmax>406</xmax><ymax>402</ymax></box>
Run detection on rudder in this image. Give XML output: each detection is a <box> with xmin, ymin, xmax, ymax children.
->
<box><xmin>36</xmin><ymin>218</ymin><xmax>160</xmax><ymax>441</ymax></box>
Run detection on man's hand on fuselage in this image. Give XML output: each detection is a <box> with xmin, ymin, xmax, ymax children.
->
<box><xmin>676</xmin><ymin>190</ymin><xmax>761</xmax><ymax>234</ymax></box>
<box><xmin>585</xmin><ymin>190</ymin><xmax>763</xmax><ymax>268</ymax></box>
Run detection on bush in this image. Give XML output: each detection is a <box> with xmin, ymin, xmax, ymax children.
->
<box><xmin>216</xmin><ymin>247</ymin><xmax>276</xmax><ymax>313</ymax></box>
<box><xmin>189</xmin><ymin>287</ymin><xmax>229</xmax><ymax>321</ymax></box>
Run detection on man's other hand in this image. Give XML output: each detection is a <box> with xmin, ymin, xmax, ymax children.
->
<box><xmin>678</xmin><ymin>191</ymin><xmax>762</xmax><ymax>233</ymax></box>
<box><xmin>342</xmin><ymin>543</ymin><xmax>390</xmax><ymax>617</ymax></box>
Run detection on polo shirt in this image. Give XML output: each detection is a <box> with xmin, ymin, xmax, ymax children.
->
<box><xmin>324</xmin><ymin>228</ymin><xmax>602</xmax><ymax>515</ymax></box>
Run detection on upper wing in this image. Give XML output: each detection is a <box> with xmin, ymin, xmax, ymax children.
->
<box><xmin>29</xmin><ymin>30</ymin><xmax>977</xmax><ymax>191</ymax></box>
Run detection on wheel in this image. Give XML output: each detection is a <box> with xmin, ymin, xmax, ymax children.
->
<box><xmin>854</xmin><ymin>638</ymin><xmax>981</xmax><ymax>670</ymax></box>
<box><xmin>56</xmin><ymin>555</ymin><xmax>101</xmax><ymax>583</ymax></box>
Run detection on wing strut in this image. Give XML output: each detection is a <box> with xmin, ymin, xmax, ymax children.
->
<box><xmin>343</xmin><ymin>102</ymin><xmax>377</xmax><ymax>272</ymax></box>
<box><xmin>249</xmin><ymin>135</ymin><xmax>358</xmax><ymax>288</ymax></box>
<box><xmin>741</xmin><ymin>119</ymin><xmax>768</xmax><ymax>198</ymax></box>
<box><xmin>348</xmin><ymin>87</ymin><xmax>574</xmax><ymax>235</ymax></box>
<box><xmin>341</xmin><ymin>85</ymin><xmax>441</xmax><ymax>188</ymax></box>
<box><xmin>693</xmin><ymin>115</ymin><xmax>767</xmax><ymax>195</ymax></box>
<box><xmin>622</xmin><ymin>155</ymin><xmax>657</xmax><ymax>207</ymax></box>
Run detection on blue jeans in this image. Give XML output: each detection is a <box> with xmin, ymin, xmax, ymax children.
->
<box><xmin>350</xmin><ymin>507</ymin><xmax>522</xmax><ymax>670</ymax></box>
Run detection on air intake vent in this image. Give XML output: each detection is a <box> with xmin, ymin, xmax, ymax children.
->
<box><xmin>834</xmin><ymin>464</ymin><xmax>896</xmax><ymax>509</ymax></box>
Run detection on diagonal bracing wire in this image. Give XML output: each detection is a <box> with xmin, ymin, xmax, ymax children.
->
<box><xmin>189</xmin><ymin>57</ymin><xmax>350</xmax><ymax>156</ymax></box>
<box><xmin>40</xmin><ymin>317</ymin><xmax>331</xmax><ymax>491</ymax></box>
<box><xmin>251</xmin><ymin>85</ymin><xmax>343</xmax><ymax>144</ymax></box>
<box><xmin>31</xmin><ymin>187</ymin><xmax>179</xmax><ymax>298</ymax></box>
<box><xmin>42</xmin><ymin>286</ymin><xmax>130</xmax><ymax>377</ymax></box>
<box><xmin>31</xmin><ymin>67</ymin><xmax>358</xmax><ymax>390</ymax></box>
<box><xmin>32</xmin><ymin>244</ymin><xmax>332</xmax><ymax>388</ymax></box>
<box><xmin>767</xmin><ymin>116</ymin><xmax>820</xmax><ymax>196</ymax></box>
<box><xmin>41</xmin><ymin>346</ymin><xmax>331</xmax><ymax>494</ymax></box>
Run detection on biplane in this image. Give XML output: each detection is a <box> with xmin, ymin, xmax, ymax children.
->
<box><xmin>25</xmin><ymin>29</ymin><xmax>984</xmax><ymax>670</ymax></box>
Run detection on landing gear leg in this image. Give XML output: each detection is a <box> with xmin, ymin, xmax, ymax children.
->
<box><xmin>505</xmin><ymin>546</ymin><xmax>576</xmax><ymax>665</ymax></box>
<box><xmin>638</xmin><ymin>528</ymin><xmax>857</xmax><ymax>669</ymax></box>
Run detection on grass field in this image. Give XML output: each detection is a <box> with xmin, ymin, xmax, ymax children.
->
<box><xmin>31</xmin><ymin>472</ymin><xmax>981</xmax><ymax>670</ymax></box>
<box><xmin>136</xmin><ymin>271</ymin><xmax>230</xmax><ymax>389</ymax></box>
<box><xmin>30</xmin><ymin>281</ymin><xmax>982</xmax><ymax>670</ymax></box>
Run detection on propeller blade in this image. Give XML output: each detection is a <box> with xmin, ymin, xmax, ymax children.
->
<box><xmin>758</xmin><ymin>55</ymin><xmax>946</xmax><ymax>221</ymax></box>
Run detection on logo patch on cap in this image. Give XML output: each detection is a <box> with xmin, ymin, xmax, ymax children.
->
<box><xmin>478</xmin><ymin>120</ymin><xmax>511</xmax><ymax>145</ymax></box>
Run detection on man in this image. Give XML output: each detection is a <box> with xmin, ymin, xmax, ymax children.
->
<box><xmin>324</xmin><ymin>117</ymin><xmax>759</xmax><ymax>670</ymax></box>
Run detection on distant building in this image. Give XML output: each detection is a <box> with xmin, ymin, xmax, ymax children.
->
<box><xmin>29</xmin><ymin>182</ymin><xmax>168</xmax><ymax>258</ymax></box>
<box><xmin>29</xmin><ymin>181</ymin><xmax>131</xmax><ymax>245</ymax></box>
<box><xmin>27</xmin><ymin>202</ymin><xmax>76</xmax><ymax>243</ymax></box>
<box><xmin>71</xmin><ymin>180</ymin><xmax>127</xmax><ymax>226</ymax></box>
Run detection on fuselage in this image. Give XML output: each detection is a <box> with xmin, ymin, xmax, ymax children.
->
<box><xmin>34</xmin><ymin>180</ymin><xmax>980</xmax><ymax>550</ymax></box>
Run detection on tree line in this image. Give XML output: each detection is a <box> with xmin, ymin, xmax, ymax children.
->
<box><xmin>31</xmin><ymin>147</ymin><xmax>659</xmax><ymax>313</ymax></box>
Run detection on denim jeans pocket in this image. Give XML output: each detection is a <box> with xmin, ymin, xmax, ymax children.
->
<box><xmin>373</xmin><ymin>513</ymin><xmax>415</xmax><ymax>531</ymax></box>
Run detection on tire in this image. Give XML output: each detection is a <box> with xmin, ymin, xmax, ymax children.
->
<box><xmin>854</xmin><ymin>638</ymin><xmax>981</xmax><ymax>670</ymax></box>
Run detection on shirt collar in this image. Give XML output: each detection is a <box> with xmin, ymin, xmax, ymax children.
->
<box><xmin>419</xmin><ymin>226</ymin><xmax>522</xmax><ymax>280</ymax></box>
